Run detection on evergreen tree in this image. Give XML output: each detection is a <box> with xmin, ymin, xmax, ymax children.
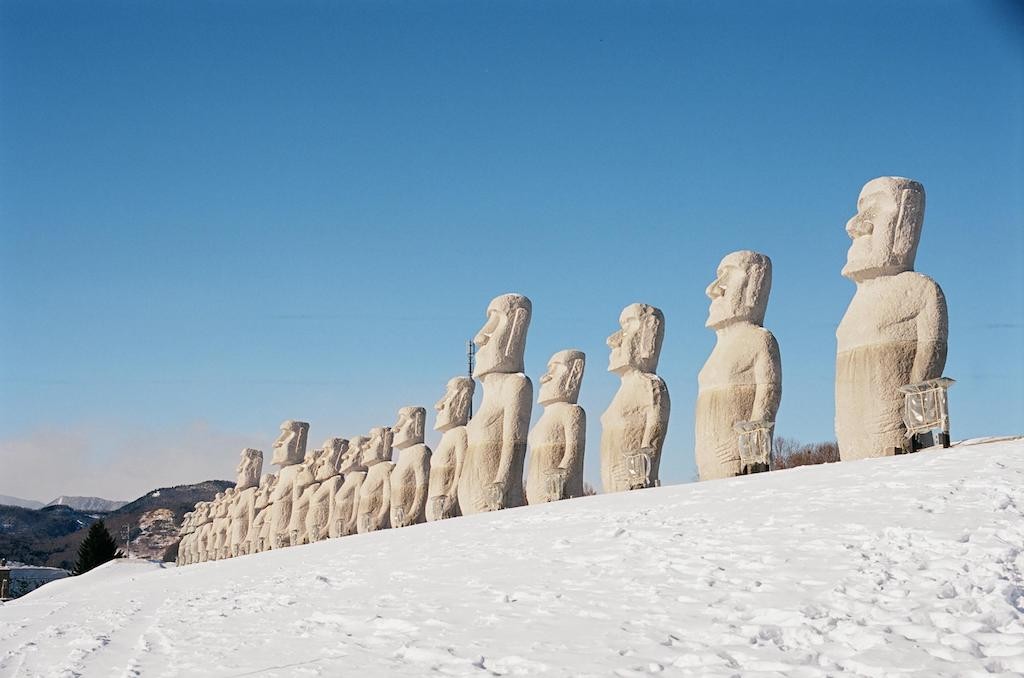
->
<box><xmin>73</xmin><ymin>520</ymin><xmax>122</xmax><ymax>575</ymax></box>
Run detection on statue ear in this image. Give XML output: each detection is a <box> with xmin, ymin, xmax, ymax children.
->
<box><xmin>639</xmin><ymin>314</ymin><xmax>658</xmax><ymax>361</ymax></box>
<box><xmin>743</xmin><ymin>262</ymin><xmax>770</xmax><ymax>322</ymax></box>
<box><xmin>567</xmin><ymin>358</ymin><xmax>585</xmax><ymax>398</ymax></box>
<box><xmin>893</xmin><ymin>188</ymin><xmax>923</xmax><ymax>263</ymax></box>
<box><xmin>504</xmin><ymin>307</ymin><xmax>529</xmax><ymax>358</ymax></box>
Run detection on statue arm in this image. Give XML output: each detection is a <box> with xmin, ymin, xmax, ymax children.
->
<box><xmin>377</xmin><ymin>468</ymin><xmax>393</xmax><ymax>525</ymax></box>
<box><xmin>558</xmin><ymin>406</ymin><xmax>586</xmax><ymax>471</ymax></box>
<box><xmin>412</xmin><ymin>454</ymin><xmax>430</xmax><ymax>518</ymax></box>
<box><xmin>449</xmin><ymin>431</ymin><xmax>467</xmax><ymax>500</ymax></box>
<box><xmin>641</xmin><ymin>377</ymin><xmax>670</xmax><ymax>451</ymax></box>
<box><xmin>494</xmin><ymin>376</ymin><xmax>533</xmax><ymax>486</ymax></box>
<box><xmin>751</xmin><ymin>332</ymin><xmax>782</xmax><ymax>422</ymax></box>
<box><xmin>911</xmin><ymin>283</ymin><xmax>948</xmax><ymax>382</ymax></box>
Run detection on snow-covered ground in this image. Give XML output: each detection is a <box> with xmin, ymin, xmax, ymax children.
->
<box><xmin>1</xmin><ymin>438</ymin><xmax>1022</xmax><ymax>677</ymax></box>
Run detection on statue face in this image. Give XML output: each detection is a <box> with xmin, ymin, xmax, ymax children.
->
<box><xmin>473</xmin><ymin>294</ymin><xmax>531</xmax><ymax>378</ymax></box>
<box><xmin>538</xmin><ymin>349</ymin><xmax>585</xmax><ymax>406</ymax></box>
<box><xmin>361</xmin><ymin>427</ymin><xmax>393</xmax><ymax>466</ymax></box>
<box><xmin>341</xmin><ymin>437</ymin><xmax>368</xmax><ymax>473</ymax></box>
<box><xmin>235</xmin><ymin>448</ymin><xmax>263</xmax><ymax>490</ymax></box>
<box><xmin>705</xmin><ymin>251</ymin><xmax>771</xmax><ymax>329</ymax></box>
<box><xmin>842</xmin><ymin>177</ymin><xmax>924</xmax><ymax>282</ymax></box>
<box><xmin>392</xmin><ymin>407</ymin><xmax>425</xmax><ymax>449</ymax></box>
<box><xmin>271</xmin><ymin>420</ymin><xmax>308</xmax><ymax>467</ymax></box>
<box><xmin>607</xmin><ymin>303</ymin><xmax>663</xmax><ymax>375</ymax></box>
<box><xmin>434</xmin><ymin>377</ymin><xmax>473</xmax><ymax>432</ymax></box>
<box><xmin>316</xmin><ymin>438</ymin><xmax>348</xmax><ymax>479</ymax></box>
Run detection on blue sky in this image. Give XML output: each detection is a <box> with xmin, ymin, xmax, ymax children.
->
<box><xmin>1</xmin><ymin>0</ymin><xmax>1022</xmax><ymax>501</ymax></box>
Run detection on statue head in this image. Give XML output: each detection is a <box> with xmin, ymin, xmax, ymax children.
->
<box><xmin>341</xmin><ymin>436</ymin><xmax>368</xmax><ymax>473</ymax></box>
<box><xmin>361</xmin><ymin>427</ymin><xmax>393</xmax><ymax>466</ymax></box>
<box><xmin>705</xmin><ymin>250</ymin><xmax>772</xmax><ymax>330</ymax></box>
<box><xmin>303</xmin><ymin>443</ymin><xmax>324</xmax><ymax>467</ymax></box>
<box><xmin>434</xmin><ymin>377</ymin><xmax>474</xmax><ymax>432</ymax></box>
<box><xmin>392</xmin><ymin>406</ymin><xmax>426</xmax><ymax>450</ymax></box>
<box><xmin>256</xmin><ymin>473</ymin><xmax>274</xmax><ymax>494</ymax></box>
<box><xmin>607</xmin><ymin>303</ymin><xmax>665</xmax><ymax>375</ymax></box>
<box><xmin>473</xmin><ymin>293</ymin><xmax>532</xmax><ymax>378</ymax></box>
<box><xmin>224</xmin><ymin>487</ymin><xmax>236</xmax><ymax>500</ymax></box>
<box><xmin>539</xmin><ymin>349</ymin><xmax>586</xmax><ymax>406</ymax></box>
<box><xmin>235</xmin><ymin>448</ymin><xmax>264</xmax><ymax>490</ymax></box>
<box><xmin>271</xmin><ymin>420</ymin><xmax>309</xmax><ymax>467</ymax></box>
<box><xmin>316</xmin><ymin>438</ymin><xmax>348</xmax><ymax>480</ymax></box>
<box><xmin>842</xmin><ymin>176</ymin><xmax>925</xmax><ymax>282</ymax></box>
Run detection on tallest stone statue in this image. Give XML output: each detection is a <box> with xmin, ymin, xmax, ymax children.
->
<box><xmin>460</xmin><ymin>293</ymin><xmax>533</xmax><ymax>514</ymax></box>
<box><xmin>836</xmin><ymin>176</ymin><xmax>948</xmax><ymax>460</ymax></box>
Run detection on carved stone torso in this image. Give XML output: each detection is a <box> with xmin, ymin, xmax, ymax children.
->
<box><xmin>390</xmin><ymin>444</ymin><xmax>431</xmax><ymax>526</ymax></box>
<box><xmin>288</xmin><ymin>463</ymin><xmax>319</xmax><ymax>545</ymax></box>
<box><xmin>306</xmin><ymin>474</ymin><xmax>342</xmax><ymax>542</ymax></box>
<box><xmin>427</xmin><ymin>427</ymin><xmax>468</xmax><ymax>520</ymax></box>
<box><xmin>600</xmin><ymin>369</ymin><xmax>670</xmax><ymax>493</ymax></box>
<box><xmin>269</xmin><ymin>464</ymin><xmax>302</xmax><ymax>548</ymax></box>
<box><xmin>333</xmin><ymin>471</ymin><xmax>366</xmax><ymax>537</ymax></box>
<box><xmin>459</xmin><ymin>372</ymin><xmax>533</xmax><ymax>514</ymax></box>
<box><xmin>357</xmin><ymin>462</ymin><xmax>395</xmax><ymax>533</ymax></box>
<box><xmin>695</xmin><ymin>323</ymin><xmax>781</xmax><ymax>480</ymax></box>
<box><xmin>836</xmin><ymin>272</ymin><xmax>947</xmax><ymax>460</ymax></box>
<box><xmin>228</xmin><ymin>487</ymin><xmax>258</xmax><ymax>555</ymax></box>
<box><xmin>525</xmin><ymin>402</ymin><xmax>586</xmax><ymax>504</ymax></box>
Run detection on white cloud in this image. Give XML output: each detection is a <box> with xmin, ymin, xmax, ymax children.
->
<box><xmin>0</xmin><ymin>420</ymin><xmax>263</xmax><ymax>503</ymax></box>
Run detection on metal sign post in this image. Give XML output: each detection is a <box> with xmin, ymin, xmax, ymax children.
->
<box><xmin>120</xmin><ymin>524</ymin><xmax>131</xmax><ymax>559</ymax></box>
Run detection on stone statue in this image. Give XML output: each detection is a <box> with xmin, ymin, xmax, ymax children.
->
<box><xmin>695</xmin><ymin>251</ymin><xmax>782</xmax><ymax>480</ymax></box>
<box><xmin>837</xmin><ymin>177</ymin><xmax>948</xmax><ymax>459</ymax></box>
<box><xmin>427</xmin><ymin>377</ymin><xmax>474</xmax><ymax>521</ymax></box>
<box><xmin>356</xmin><ymin>427</ymin><xmax>395</xmax><ymax>533</ymax></box>
<box><xmin>196</xmin><ymin>497</ymin><xmax>218</xmax><ymax>562</ymax></box>
<box><xmin>460</xmin><ymin>293</ymin><xmax>533</xmax><ymax>514</ymax></box>
<box><xmin>248</xmin><ymin>473</ymin><xmax>277</xmax><ymax>553</ymax></box>
<box><xmin>333</xmin><ymin>436</ymin><xmax>368</xmax><ymax>537</ymax></box>
<box><xmin>228</xmin><ymin>448</ymin><xmax>263</xmax><ymax>556</ymax></box>
<box><xmin>288</xmin><ymin>445</ymin><xmax>324</xmax><ymax>546</ymax></box>
<box><xmin>600</xmin><ymin>303</ymin><xmax>671</xmax><ymax>493</ymax></box>
<box><xmin>526</xmin><ymin>349</ymin><xmax>586</xmax><ymax>504</ymax></box>
<box><xmin>176</xmin><ymin>511</ymin><xmax>195</xmax><ymax>565</ymax></box>
<box><xmin>306</xmin><ymin>438</ymin><xmax>348</xmax><ymax>543</ymax></box>
<box><xmin>389</xmin><ymin>407</ymin><xmax>432</xmax><ymax>527</ymax></box>
<box><xmin>184</xmin><ymin>502</ymin><xmax>210</xmax><ymax>564</ymax></box>
<box><xmin>268</xmin><ymin>420</ymin><xmax>309</xmax><ymax>549</ymax></box>
<box><xmin>212</xmin><ymin>487</ymin><xmax>237</xmax><ymax>559</ymax></box>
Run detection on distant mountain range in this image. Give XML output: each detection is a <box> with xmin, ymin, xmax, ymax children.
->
<box><xmin>0</xmin><ymin>481</ymin><xmax>232</xmax><ymax>570</ymax></box>
<box><xmin>45</xmin><ymin>496</ymin><xmax>128</xmax><ymax>512</ymax></box>
<box><xmin>0</xmin><ymin>495</ymin><xmax>45</xmax><ymax>510</ymax></box>
<box><xmin>0</xmin><ymin>494</ymin><xmax>127</xmax><ymax>513</ymax></box>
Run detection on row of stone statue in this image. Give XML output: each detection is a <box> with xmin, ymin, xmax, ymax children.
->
<box><xmin>177</xmin><ymin>175</ymin><xmax>948</xmax><ymax>564</ymax></box>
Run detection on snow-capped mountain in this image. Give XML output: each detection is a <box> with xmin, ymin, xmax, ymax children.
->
<box><xmin>0</xmin><ymin>495</ymin><xmax>44</xmax><ymax>510</ymax></box>
<box><xmin>44</xmin><ymin>496</ymin><xmax>127</xmax><ymax>513</ymax></box>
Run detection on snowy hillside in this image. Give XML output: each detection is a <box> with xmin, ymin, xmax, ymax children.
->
<box><xmin>1</xmin><ymin>438</ymin><xmax>1022</xmax><ymax>677</ymax></box>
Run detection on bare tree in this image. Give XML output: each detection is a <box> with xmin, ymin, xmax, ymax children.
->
<box><xmin>772</xmin><ymin>437</ymin><xmax>840</xmax><ymax>470</ymax></box>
